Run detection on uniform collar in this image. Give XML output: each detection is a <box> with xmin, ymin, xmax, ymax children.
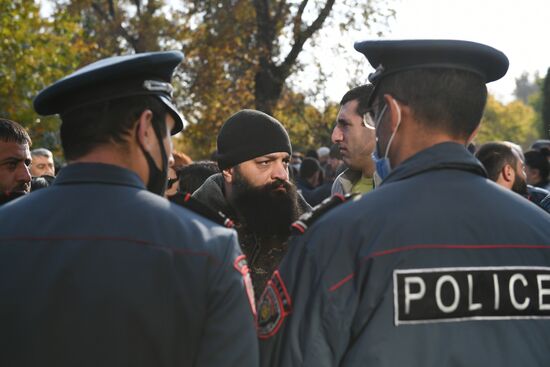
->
<box><xmin>381</xmin><ymin>142</ymin><xmax>487</xmax><ymax>185</ymax></box>
<box><xmin>54</xmin><ymin>162</ymin><xmax>146</xmax><ymax>190</ymax></box>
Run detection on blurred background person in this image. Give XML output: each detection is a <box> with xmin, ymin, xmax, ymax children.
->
<box><xmin>30</xmin><ymin>148</ymin><xmax>55</xmax><ymax>178</ymax></box>
<box><xmin>296</xmin><ymin>157</ymin><xmax>331</xmax><ymax>207</ymax></box>
<box><xmin>324</xmin><ymin>144</ymin><xmax>345</xmax><ymax>184</ymax></box>
<box><xmin>524</xmin><ymin>149</ymin><xmax>550</xmax><ymax>190</ymax></box>
<box><xmin>289</xmin><ymin>151</ymin><xmax>303</xmax><ymax>179</ymax></box>
<box><xmin>178</xmin><ymin>160</ymin><xmax>219</xmax><ymax>195</ymax></box>
<box><xmin>476</xmin><ymin>141</ymin><xmax>550</xmax><ymax>212</ymax></box>
<box><xmin>316</xmin><ymin>146</ymin><xmax>330</xmax><ymax>166</ymax></box>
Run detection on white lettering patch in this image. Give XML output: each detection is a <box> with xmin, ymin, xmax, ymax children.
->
<box><xmin>393</xmin><ymin>266</ymin><xmax>550</xmax><ymax>325</ymax></box>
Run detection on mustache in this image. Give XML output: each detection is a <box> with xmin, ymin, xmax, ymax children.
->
<box><xmin>265</xmin><ymin>178</ymin><xmax>293</xmax><ymax>192</ymax></box>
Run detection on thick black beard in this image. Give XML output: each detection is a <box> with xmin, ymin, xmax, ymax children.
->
<box><xmin>230</xmin><ymin>171</ymin><xmax>302</xmax><ymax>241</ymax></box>
<box><xmin>512</xmin><ymin>174</ymin><xmax>528</xmax><ymax>197</ymax></box>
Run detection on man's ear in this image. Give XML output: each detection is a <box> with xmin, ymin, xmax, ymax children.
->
<box><xmin>501</xmin><ymin>163</ymin><xmax>515</xmax><ymax>183</ymax></box>
<box><xmin>222</xmin><ymin>167</ymin><xmax>234</xmax><ymax>184</ymax></box>
<box><xmin>135</xmin><ymin>109</ymin><xmax>154</xmax><ymax>151</ymax></box>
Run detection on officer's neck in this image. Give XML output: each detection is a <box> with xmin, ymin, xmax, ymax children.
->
<box><xmin>389</xmin><ymin>120</ymin><xmax>467</xmax><ymax>168</ymax></box>
<box><xmin>70</xmin><ymin>144</ymin><xmax>142</xmax><ymax>179</ymax></box>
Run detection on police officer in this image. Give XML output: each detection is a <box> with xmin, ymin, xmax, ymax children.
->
<box><xmin>258</xmin><ymin>40</ymin><xmax>550</xmax><ymax>366</ymax></box>
<box><xmin>0</xmin><ymin>52</ymin><xmax>258</xmax><ymax>366</ymax></box>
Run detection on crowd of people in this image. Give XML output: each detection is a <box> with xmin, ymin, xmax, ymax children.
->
<box><xmin>1</xmin><ymin>38</ymin><xmax>550</xmax><ymax>367</ymax></box>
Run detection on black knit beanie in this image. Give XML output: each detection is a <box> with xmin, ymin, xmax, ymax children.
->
<box><xmin>215</xmin><ymin>109</ymin><xmax>292</xmax><ymax>170</ymax></box>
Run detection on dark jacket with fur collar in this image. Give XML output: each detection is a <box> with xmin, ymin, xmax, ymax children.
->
<box><xmin>192</xmin><ymin>173</ymin><xmax>311</xmax><ymax>300</ymax></box>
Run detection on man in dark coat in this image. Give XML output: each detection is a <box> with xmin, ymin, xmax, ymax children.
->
<box><xmin>193</xmin><ymin>109</ymin><xmax>310</xmax><ymax>300</ymax></box>
<box><xmin>259</xmin><ymin>40</ymin><xmax>550</xmax><ymax>367</ymax></box>
<box><xmin>0</xmin><ymin>52</ymin><xmax>258</xmax><ymax>367</ymax></box>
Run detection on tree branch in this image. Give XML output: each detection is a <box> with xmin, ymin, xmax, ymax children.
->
<box><xmin>292</xmin><ymin>0</ymin><xmax>308</xmax><ymax>41</ymax></box>
<box><xmin>280</xmin><ymin>0</ymin><xmax>335</xmax><ymax>78</ymax></box>
<box><xmin>133</xmin><ymin>0</ymin><xmax>142</xmax><ymax>17</ymax></box>
<box><xmin>91</xmin><ymin>1</ymin><xmax>139</xmax><ymax>52</ymax></box>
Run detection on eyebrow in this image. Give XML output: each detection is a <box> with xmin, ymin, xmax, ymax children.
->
<box><xmin>258</xmin><ymin>153</ymin><xmax>290</xmax><ymax>160</ymax></box>
<box><xmin>0</xmin><ymin>156</ymin><xmax>26</xmax><ymax>163</ymax></box>
<box><xmin>336</xmin><ymin>118</ymin><xmax>350</xmax><ymax>125</ymax></box>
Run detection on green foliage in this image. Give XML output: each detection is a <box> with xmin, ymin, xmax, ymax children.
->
<box><xmin>476</xmin><ymin>95</ymin><xmax>539</xmax><ymax>149</ymax></box>
<box><xmin>176</xmin><ymin>0</ymin><xmax>257</xmax><ymax>159</ymax></box>
<box><xmin>176</xmin><ymin>0</ymin><xmax>394</xmax><ymax>157</ymax></box>
<box><xmin>273</xmin><ymin>90</ymin><xmax>337</xmax><ymax>153</ymax></box>
<box><xmin>0</xmin><ymin>0</ymin><xmax>94</xmax><ymax>154</ymax></box>
<box><xmin>61</xmin><ymin>0</ymin><xmax>185</xmax><ymax>55</ymax></box>
<box><xmin>1</xmin><ymin>0</ymin><xmax>393</xmax><ymax>159</ymax></box>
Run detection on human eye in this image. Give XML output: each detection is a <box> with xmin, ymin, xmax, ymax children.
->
<box><xmin>6</xmin><ymin>161</ymin><xmax>18</xmax><ymax>170</ymax></box>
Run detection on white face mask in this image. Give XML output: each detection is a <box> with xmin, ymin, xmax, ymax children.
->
<box><xmin>371</xmin><ymin>99</ymin><xmax>402</xmax><ymax>185</ymax></box>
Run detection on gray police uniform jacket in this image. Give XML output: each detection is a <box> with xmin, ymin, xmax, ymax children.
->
<box><xmin>259</xmin><ymin>142</ymin><xmax>550</xmax><ymax>367</ymax></box>
<box><xmin>0</xmin><ymin>163</ymin><xmax>258</xmax><ymax>367</ymax></box>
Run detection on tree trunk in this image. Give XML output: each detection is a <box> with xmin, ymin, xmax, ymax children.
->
<box><xmin>254</xmin><ymin>64</ymin><xmax>284</xmax><ymax>115</ymax></box>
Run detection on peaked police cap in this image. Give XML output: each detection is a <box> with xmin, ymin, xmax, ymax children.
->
<box><xmin>33</xmin><ymin>51</ymin><xmax>184</xmax><ymax>135</ymax></box>
<box><xmin>354</xmin><ymin>39</ymin><xmax>509</xmax><ymax>85</ymax></box>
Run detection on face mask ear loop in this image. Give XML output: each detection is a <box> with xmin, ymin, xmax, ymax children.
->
<box><xmin>383</xmin><ymin>99</ymin><xmax>402</xmax><ymax>159</ymax></box>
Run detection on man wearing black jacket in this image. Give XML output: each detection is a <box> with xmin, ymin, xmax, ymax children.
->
<box><xmin>193</xmin><ymin>109</ymin><xmax>310</xmax><ymax>299</ymax></box>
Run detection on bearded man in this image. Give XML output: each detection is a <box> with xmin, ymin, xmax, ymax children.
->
<box><xmin>193</xmin><ymin>109</ymin><xmax>311</xmax><ymax>298</ymax></box>
<box><xmin>476</xmin><ymin>141</ymin><xmax>550</xmax><ymax>213</ymax></box>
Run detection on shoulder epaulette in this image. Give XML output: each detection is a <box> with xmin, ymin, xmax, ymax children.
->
<box><xmin>171</xmin><ymin>192</ymin><xmax>235</xmax><ymax>228</ymax></box>
<box><xmin>290</xmin><ymin>193</ymin><xmax>360</xmax><ymax>235</ymax></box>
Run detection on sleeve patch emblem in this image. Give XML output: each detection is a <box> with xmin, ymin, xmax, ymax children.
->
<box><xmin>234</xmin><ymin>255</ymin><xmax>256</xmax><ymax>317</ymax></box>
<box><xmin>257</xmin><ymin>270</ymin><xmax>292</xmax><ymax>339</ymax></box>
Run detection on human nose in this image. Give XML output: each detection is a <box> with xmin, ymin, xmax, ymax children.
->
<box><xmin>18</xmin><ymin>164</ymin><xmax>31</xmax><ymax>184</ymax></box>
<box><xmin>332</xmin><ymin>125</ymin><xmax>342</xmax><ymax>143</ymax></box>
<box><xmin>272</xmin><ymin>161</ymin><xmax>289</xmax><ymax>181</ymax></box>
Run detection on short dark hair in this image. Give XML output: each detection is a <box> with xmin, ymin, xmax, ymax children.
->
<box><xmin>525</xmin><ymin>149</ymin><xmax>550</xmax><ymax>179</ymax></box>
<box><xmin>475</xmin><ymin>142</ymin><xmax>518</xmax><ymax>181</ymax></box>
<box><xmin>299</xmin><ymin>157</ymin><xmax>321</xmax><ymax>180</ymax></box>
<box><xmin>0</xmin><ymin>118</ymin><xmax>32</xmax><ymax>145</ymax></box>
<box><xmin>374</xmin><ymin>69</ymin><xmax>487</xmax><ymax>139</ymax></box>
<box><xmin>340</xmin><ymin>84</ymin><xmax>374</xmax><ymax>117</ymax></box>
<box><xmin>178</xmin><ymin>161</ymin><xmax>220</xmax><ymax>194</ymax></box>
<box><xmin>60</xmin><ymin>95</ymin><xmax>167</xmax><ymax>161</ymax></box>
